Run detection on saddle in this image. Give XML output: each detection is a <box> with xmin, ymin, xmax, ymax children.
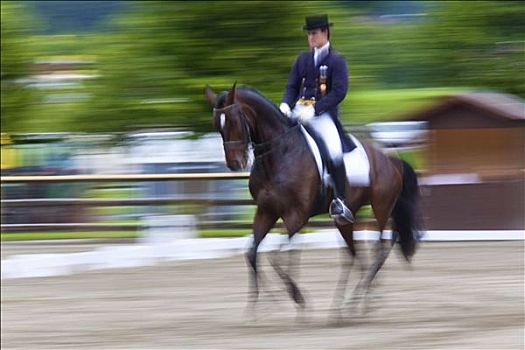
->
<box><xmin>300</xmin><ymin>125</ymin><xmax>370</xmax><ymax>187</ymax></box>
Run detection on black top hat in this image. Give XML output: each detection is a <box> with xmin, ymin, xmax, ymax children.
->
<box><xmin>303</xmin><ymin>14</ymin><xmax>333</xmax><ymax>31</ymax></box>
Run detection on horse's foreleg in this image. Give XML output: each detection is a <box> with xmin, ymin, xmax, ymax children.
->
<box><xmin>269</xmin><ymin>234</ymin><xmax>305</xmax><ymax>308</ymax></box>
<box><xmin>245</xmin><ymin>208</ymin><xmax>278</xmax><ymax>311</ymax></box>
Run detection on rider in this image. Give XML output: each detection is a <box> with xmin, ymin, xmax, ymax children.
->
<box><xmin>279</xmin><ymin>14</ymin><xmax>355</xmax><ymax>224</ymax></box>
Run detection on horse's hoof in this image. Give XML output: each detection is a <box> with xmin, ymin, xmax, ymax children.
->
<box><xmin>293</xmin><ymin>290</ymin><xmax>306</xmax><ymax>307</ymax></box>
<box><xmin>243</xmin><ymin>305</ymin><xmax>258</xmax><ymax>324</ymax></box>
<box><xmin>328</xmin><ymin>310</ymin><xmax>352</xmax><ymax>327</ymax></box>
<box><xmin>295</xmin><ymin>307</ymin><xmax>310</xmax><ymax>324</ymax></box>
<box><xmin>329</xmin><ymin>310</ymin><xmax>344</xmax><ymax>325</ymax></box>
<box><xmin>342</xmin><ymin>296</ymin><xmax>362</xmax><ymax>316</ymax></box>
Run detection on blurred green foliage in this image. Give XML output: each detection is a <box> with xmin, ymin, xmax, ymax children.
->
<box><xmin>1</xmin><ymin>1</ymin><xmax>524</xmax><ymax>133</ymax></box>
<box><xmin>1</xmin><ymin>2</ymin><xmax>37</xmax><ymax>131</ymax></box>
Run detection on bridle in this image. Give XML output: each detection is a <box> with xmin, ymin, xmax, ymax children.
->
<box><xmin>213</xmin><ymin>103</ymin><xmax>252</xmax><ymax>150</ymax></box>
<box><xmin>214</xmin><ymin>102</ymin><xmax>301</xmax><ymax>159</ymax></box>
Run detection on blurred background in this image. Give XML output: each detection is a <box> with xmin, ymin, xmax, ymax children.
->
<box><xmin>1</xmin><ymin>1</ymin><xmax>524</xmax><ymax>240</ymax></box>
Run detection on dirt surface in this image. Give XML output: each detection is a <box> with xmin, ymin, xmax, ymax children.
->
<box><xmin>1</xmin><ymin>241</ymin><xmax>524</xmax><ymax>350</ymax></box>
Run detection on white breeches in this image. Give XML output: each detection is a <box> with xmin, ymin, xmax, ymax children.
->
<box><xmin>303</xmin><ymin>113</ymin><xmax>343</xmax><ymax>162</ymax></box>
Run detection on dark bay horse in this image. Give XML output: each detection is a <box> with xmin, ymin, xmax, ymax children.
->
<box><xmin>205</xmin><ymin>83</ymin><xmax>421</xmax><ymax>316</ymax></box>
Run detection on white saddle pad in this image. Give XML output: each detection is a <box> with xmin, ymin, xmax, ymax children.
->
<box><xmin>300</xmin><ymin>126</ymin><xmax>370</xmax><ymax>187</ymax></box>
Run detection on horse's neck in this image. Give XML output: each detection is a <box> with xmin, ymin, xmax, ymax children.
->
<box><xmin>241</xmin><ymin>99</ymin><xmax>289</xmax><ymax>145</ymax></box>
<box><xmin>251</xmin><ymin>121</ymin><xmax>306</xmax><ymax>176</ymax></box>
<box><xmin>252</xmin><ymin>117</ymin><xmax>289</xmax><ymax>145</ymax></box>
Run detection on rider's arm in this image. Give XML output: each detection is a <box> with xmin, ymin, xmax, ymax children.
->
<box><xmin>314</xmin><ymin>56</ymin><xmax>348</xmax><ymax>116</ymax></box>
<box><xmin>282</xmin><ymin>55</ymin><xmax>303</xmax><ymax>107</ymax></box>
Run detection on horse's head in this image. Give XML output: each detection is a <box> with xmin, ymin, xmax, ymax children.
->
<box><xmin>205</xmin><ymin>83</ymin><xmax>251</xmax><ymax>171</ymax></box>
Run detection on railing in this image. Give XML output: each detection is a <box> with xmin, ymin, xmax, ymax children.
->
<box><xmin>1</xmin><ymin>173</ymin><xmax>378</xmax><ymax>233</ymax></box>
<box><xmin>0</xmin><ymin>172</ymin><xmax>251</xmax><ymax>183</ymax></box>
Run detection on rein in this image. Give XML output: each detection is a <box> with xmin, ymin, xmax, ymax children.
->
<box><xmin>251</xmin><ymin>123</ymin><xmax>301</xmax><ymax>159</ymax></box>
<box><xmin>214</xmin><ymin>102</ymin><xmax>300</xmax><ymax>159</ymax></box>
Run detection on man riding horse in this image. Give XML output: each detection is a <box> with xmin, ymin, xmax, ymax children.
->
<box><xmin>205</xmin><ymin>14</ymin><xmax>421</xmax><ymax>315</ymax></box>
<box><xmin>279</xmin><ymin>14</ymin><xmax>355</xmax><ymax>225</ymax></box>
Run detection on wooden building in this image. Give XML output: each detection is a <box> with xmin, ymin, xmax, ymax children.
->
<box><xmin>404</xmin><ymin>92</ymin><xmax>524</xmax><ymax>230</ymax></box>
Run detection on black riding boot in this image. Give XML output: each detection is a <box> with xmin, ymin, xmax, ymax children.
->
<box><xmin>329</xmin><ymin>160</ymin><xmax>355</xmax><ymax>224</ymax></box>
<box><xmin>303</xmin><ymin>123</ymin><xmax>354</xmax><ymax>224</ymax></box>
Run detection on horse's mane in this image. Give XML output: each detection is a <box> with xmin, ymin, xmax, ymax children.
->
<box><xmin>216</xmin><ymin>86</ymin><xmax>292</xmax><ymax>126</ymax></box>
<box><xmin>238</xmin><ymin>87</ymin><xmax>281</xmax><ymax>113</ymax></box>
<box><xmin>237</xmin><ymin>86</ymin><xmax>293</xmax><ymax>126</ymax></box>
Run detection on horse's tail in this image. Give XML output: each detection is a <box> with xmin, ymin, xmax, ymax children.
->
<box><xmin>392</xmin><ymin>159</ymin><xmax>423</xmax><ymax>262</ymax></box>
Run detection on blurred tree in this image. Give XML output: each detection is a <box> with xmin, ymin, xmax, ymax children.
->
<box><xmin>3</xmin><ymin>1</ymin><xmax>524</xmax><ymax>133</ymax></box>
<box><xmin>409</xmin><ymin>1</ymin><xmax>525</xmax><ymax>94</ymax></box>
<box><xmin>78</xmin><ymin>1</ymin><xmax>350</xmax><ymax>132</ymax></box>
<box><xmin>1</xmin><ymin>1</ymin><xmax>37</xmax><ymax>132</ymax></box>
<box><xmin>26</xmin><ymin>1</ymin><xmax>125</xmax><ymax>34</ymax></box>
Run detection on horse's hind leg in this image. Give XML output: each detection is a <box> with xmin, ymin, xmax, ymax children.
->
<box><xmin>341</xmin><ymin>185</ymin><xmax>399</xmax><ymax>315</ymax></box>
<box><xmin>331</xmin><ymin>223</ymin><xmax>358</xmax><ymax>320</ymax></box>
<box><xmin>246</xmin><ymin>208</ymin><xmax>278</xmax><ymax>312</ymax></box>
<box><xmin>362</xmin><ymin>236</ymin><xmax>395</xmax><ymax>293</ymax></box>
<box><xmin>352</xmin><ymin>181</ymin><xmax>400</xmax><ymax>310</ymax></box>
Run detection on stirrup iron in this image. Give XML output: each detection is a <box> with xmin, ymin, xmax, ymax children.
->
<box><xmin>329</xmin><ymin>198</ymin><xmax>355</xmax><ymax>225</ymax></box>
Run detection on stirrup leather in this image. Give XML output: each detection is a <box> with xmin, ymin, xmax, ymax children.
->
<box><xmin>329</xmin><ymin>198</ymin><xmax>355</xmax><ymax>225</ymax></box>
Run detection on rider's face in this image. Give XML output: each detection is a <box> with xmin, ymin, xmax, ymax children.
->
<box><xmin>307</xmin><ymin>28</ymin><xmax>328</xmax><ymax>49</ymax></box>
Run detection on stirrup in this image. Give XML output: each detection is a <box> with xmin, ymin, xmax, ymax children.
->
<box><xmin>329</xmin><ymin>198</ymin><xmax>355</xmax><ymax>225</ymax></box>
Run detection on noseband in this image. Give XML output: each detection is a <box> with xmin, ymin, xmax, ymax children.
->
<box><xmin>213</xmin><ymin>103</ymin><xmax>251</xmax><ymax>150</ymax></box>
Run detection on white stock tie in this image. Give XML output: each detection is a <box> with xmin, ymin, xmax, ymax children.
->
<box><xmin>314</xmin><ymin>41</ymin><xmax>330</xmax><ymax>67</ymax></box>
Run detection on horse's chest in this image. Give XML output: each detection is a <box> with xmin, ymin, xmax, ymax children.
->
<box><xmin>253</xmin><ymin>185</ymin><xmax>281</xmax><ymax>201</ymax></box>
<box><xmin>251</xmin><ymin>182</ymin><xmax>297</xmax><ymax>211</ymax></box>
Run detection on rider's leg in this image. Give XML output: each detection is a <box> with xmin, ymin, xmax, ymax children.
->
<box><xmin>304</xmin><ymin>114</ymin><xmax>354</xmax><ymax>224</ymax></box>
<box><xmin>326</xmin><ymin>156</ymin><xmax>355</xmax><ymax>224</ymax></box>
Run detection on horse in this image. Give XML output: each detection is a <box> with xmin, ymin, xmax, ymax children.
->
<box><xmin>205</xmin><ymin>82</ymin><xmax>422</xmax><ymax>318</ymax></box>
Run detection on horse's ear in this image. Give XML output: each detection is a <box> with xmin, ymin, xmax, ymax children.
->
<box><xmin>204</xmin><ymin>85</ymin><xmax>217</xmax><ymax>107</ymax></box>
<box><xmin>226</xmin><ymin>81</ymin><xmax>237</xmax><ymax>105</ymax></box>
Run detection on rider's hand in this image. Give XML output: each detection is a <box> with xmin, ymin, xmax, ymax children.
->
<box><xmin>298</xmin><ymin>105</ymin><xmax>315</xmax><ymax>124</ymax></box>
<box><xmin>279</xmin><ymin>103</ymin><xmax>292</xmax><ymax>118</ymax></box>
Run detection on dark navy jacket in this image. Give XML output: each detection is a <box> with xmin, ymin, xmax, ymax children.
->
<box><xmin>282</xmin><ymin>47</ymin><xmax>355</xmax><ymax>152</ymax></box>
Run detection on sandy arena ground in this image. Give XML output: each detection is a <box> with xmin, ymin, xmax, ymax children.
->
<box><xmin>1</xmin><ymin>241</ymin><xmax>524</xmax><ymax>350</ymax></box>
